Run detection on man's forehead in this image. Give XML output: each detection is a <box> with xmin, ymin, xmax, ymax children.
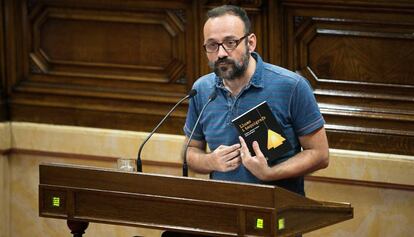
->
<box><xmin>203</xmin><ymin>14</ymin><xmax>245</xmax><ymax>40</ymax></box>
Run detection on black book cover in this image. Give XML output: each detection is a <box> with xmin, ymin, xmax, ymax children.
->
<box><xmin>232</xmin><ymin>101</ymin><xmax>292</xmax><ymax>162</ymax></box>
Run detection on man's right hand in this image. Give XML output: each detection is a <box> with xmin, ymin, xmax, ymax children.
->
<box><xmin>207</xmin><ymin>144</ymin><xmax>242</xmax><ymax>172</ymax></box>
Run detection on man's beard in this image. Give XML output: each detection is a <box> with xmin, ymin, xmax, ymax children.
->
<box><xmin>209</xmin><ymin>50</ymin><xmax>250</xmax><ymax>81</ymax></box>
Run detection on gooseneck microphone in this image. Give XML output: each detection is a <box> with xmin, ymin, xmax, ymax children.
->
<box><xmin>183</xmin><ymin>90</ymin><xmax>217</xmax><ymax>177</ymax></box>
<box><xmin>136</xmin><ymin>89</ymin><xmax>197</xmax><ymax>172</ymax></box>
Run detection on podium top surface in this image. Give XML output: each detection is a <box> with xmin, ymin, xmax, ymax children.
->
<box><xmin>39</xmin><ymin>163</ymin><xmax>320</xmax><ymax>210</ymax></box>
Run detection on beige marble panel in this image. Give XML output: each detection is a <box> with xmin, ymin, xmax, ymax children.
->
<box><xmin>304</xmin><ymin>181</ymin><xmax>414</xmax><ymax>237</ymax></box>
<box><xmin>0</xmin><ymin>154</ymin><xmax>10</xmax><ymax>237</ymax></box>
<box><xmin>0</xmin><ymin>122</ymin><xmax>11</xmax><ymax>237</ymax></box>
<box><xmin>9</xmin><ymin>153</ymin><xmax>163</xmax><ymax>237</ymax></box>
<box><xmin>0</xmin><ymin>122</ymin><xmax>11</xmax><ymax>151</ymax></box>
<box><xmin>313</xmin><ymin>149</ymin><xmax>414</xmax><ymax>186</ymax></box>
<box><xmin>11</xmin><ymin>122</ymin><xmax>184</xmax><ymax>163</ymax></box>
<box><xmin>10</xmin><ymin>122</ymin><xmax>414</xmax><ymax>186</ymax></box>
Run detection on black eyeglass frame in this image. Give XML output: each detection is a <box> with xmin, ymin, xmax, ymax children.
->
<box><xmin>203</xmin><ymin>33</ymin><xmax>250</xmax><ymax>53</ymax></box>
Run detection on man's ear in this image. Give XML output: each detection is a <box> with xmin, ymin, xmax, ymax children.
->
<box><xmin>247</xmin><ymin>33</ymin><xmax>257</xmax><ymax>52</ymax></box>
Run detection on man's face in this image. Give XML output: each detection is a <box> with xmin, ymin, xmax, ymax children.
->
<box><xmin>203</xmin><ymin>14</ymin><xmax>250</xmax><ymax>80</ymax></box>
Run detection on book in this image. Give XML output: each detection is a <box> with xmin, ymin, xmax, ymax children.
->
<box><xmin>232</xmin><ymin>101</ymin><xmax>292</xmax><ymax>162</ymax></box>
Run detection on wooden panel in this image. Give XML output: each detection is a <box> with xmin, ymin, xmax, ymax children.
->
<box><xmin>10</xmin><ymin>95</ymin><xmax>188</xmax><ymax>133</ymax></box>
<box><xmin>9</xmin><ymin>0</ymin><xmax>196</xmax><ymax>132</ymax></box>
<box><xmin>0</xmin><ymin>0</ymin><xmax>6</xmax><ymax>121</ymax></box>
<box><xmin>29</xmin><ymin>6</ymin><xmax>187</xmax><ymax>85</ymax></box>
<box><xmin>75</xmin><ymin>191</ymin><xmax>239</xmax><ymax>233</ymax></box>
<box><xmin>283</xmin><ymin>0</ymin><xmax>414</xmax><ymax>155</ymax></box>
<box><xmin>3</xmin><ymin>0</ymin><xmax>414</xmax><ymax>155</ymax></box>
<box><xmin>0</xmin><ymin>0</ymin><xmax>9</xmax><ymax>121</ymax></box>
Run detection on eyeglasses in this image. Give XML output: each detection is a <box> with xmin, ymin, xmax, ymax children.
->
<box><xmin>203</xmin><ymin>34</ymin><xmax>250</xmax><ymax>53</ymax></box>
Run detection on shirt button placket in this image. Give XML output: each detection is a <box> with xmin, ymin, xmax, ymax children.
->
<box><xmin>226</xmin><ymin>92</ymin><xmax>234</xmax><ymax>125</ymax></box>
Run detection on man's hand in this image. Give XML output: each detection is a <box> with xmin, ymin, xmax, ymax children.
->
<box><xmin>208</xmin><ymin>144</ymin><xmax>242</xmax><ymax>172</ymax></box>
<box><xmin>185</xmin><ymin>138</ymin><xmax>241</xmax><ymax>174</ymax></box>
<box><xmin>238</xmin><ymin>127</ymin><xmax>329</xmax><ymax>182</ymax></box>
<box><xmin>238</xmin><ymin>136</ymin><xmax>271</xmax><ymax>180</ymax></box>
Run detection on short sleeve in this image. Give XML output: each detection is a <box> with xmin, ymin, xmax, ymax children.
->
<box><xmin>183</xmin><ymin>89</ymin><xmax>205</xmax><ymax>141</ymax></box>
<box><xmin>290</xmin><ymin>78</ymin><xmax>325</xmax><ymax>136</ymax></box>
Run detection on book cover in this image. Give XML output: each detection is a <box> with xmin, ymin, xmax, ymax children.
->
<box><xmin>232</xmin><ymin>101</ymin><xmax>292</xmax><ymax>162</ymax></box>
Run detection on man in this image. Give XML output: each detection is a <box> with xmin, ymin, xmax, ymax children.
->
<box><xmin>183</xmin><ymin>5</ymin><xmax>329</xmax><ymax>196</ymax></box>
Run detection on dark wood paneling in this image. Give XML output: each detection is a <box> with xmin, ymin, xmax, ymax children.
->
<box><xmin>29</xmin><ymin>5</ymin><xmax>188</xmax><ymax>86</ymax></box>
<box><xmin>283</xmin><ymin>0</ymin><xmax>414</xmax><ymax>155</ymax></box>
<box><xmin>10</xmin><ymin>92</ymin><xmax>187</xmax><ymax>134</ymax></box>
<box><xmin>2</xmin><ymin>0</ymin><xmax>414</xmax><ymax>155</ymax></box>
<box><xmin>10</xmin><ymin>0</ymin><xmax>196</xmax><ymax>132</ymax></box>
<box><xmin>0</xmin><ymin>0</ymin><xmax>4</xmax><ymax>117</ymax></box>
<box><xmin>0</xmin><ymin>0</ymin><xmax>7</xmax><ymax>121</ymax></box>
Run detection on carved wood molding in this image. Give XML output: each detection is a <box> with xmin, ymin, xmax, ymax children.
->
<box><xmin>3</xmin><ymin>0</ymin><xmax>200</xmax><ymax>133</ymax></box>
<box><xmin>0</xmin><ymin>0</ymin><xmax>8</xmax><ymax>121</ymax></box>
<box><xmin>296</xmin><ymin>18</ymin><xmax>414</xmax><ymax>126</ymax></box>
<box><xmin>282</xmin><ymin>0</ymin><xmax>414</xmax><ymax>10</ymax></box>
<box><xmin>3</xmin><ymin>0</ymin><xmax>413</xmax><ymax>155</ymax></box>
<box><xmin>284</xmin><ymin>3</ymin><xmax>414</xmax><ymax>155</ymax></box>
<box><xmin>28</xmin><ymin>6</ymin><xmax>187</xmax><ymax>85</ymax></box>
<box><xmin>10</xmin><ymin>102</ymin><xmax>187</xmax><ymax>133</ymax></box>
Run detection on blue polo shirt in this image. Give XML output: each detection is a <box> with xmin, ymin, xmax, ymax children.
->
<box><xmin>184</xmin><ymin>52</ymin><xmax>324</xmax><ymax>195</ymax></box>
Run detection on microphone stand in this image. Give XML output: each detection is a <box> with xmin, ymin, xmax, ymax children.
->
<box><xmin>183</xmin><ymin>91</ymin><xmax>217</xmax><ymax>176</ymax></box>
<box><xmin>137</xmin><ymin>90</ymin><xmax>196</xmax><ymax>172</ymax></box>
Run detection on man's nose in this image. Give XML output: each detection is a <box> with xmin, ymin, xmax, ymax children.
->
<box><xmin>217</xmin><ymin>44</ymin><xmax>229</xmax><ymax>58</ymax></box>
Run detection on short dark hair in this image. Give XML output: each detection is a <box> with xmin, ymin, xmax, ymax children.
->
<box><xmin>206</xmin><ymin>5</ymin><xmax>251</xmax><ymax>34</ymax></box>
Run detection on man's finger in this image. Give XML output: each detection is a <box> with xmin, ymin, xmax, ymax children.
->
<box><xmin>226</xmin><ymin>157</ymin><xmax>241</xmax><ymax>170</ymax></box>
<box><xmin>216</xmin><ymin>144</ymin><xmax>238</xmax><ymax>155</ymax></box>
<box><xmin>221</xmin><ymin>143</ymin><xmax>241</xmax><ymax>158</ymax></box>
<box><xmin>252</xmin><ymin>141</ymin><xmax>265</xmax><ymax>158</ymax></box>
<box><xmin>238</xmin><ymin>136</ymin><xmax>251</xmax><ymax>157</ymax></box>
<box><xmin>223</xmin><ymin>149</ymin><xmax>240</xmax><ymax>162</ymax></box>
<box><xmin>216</xmin><ymin>145</ymin><xmax>225</xmax><ymax>150</ymax></box>
<box><xmin>229</xmin><ymin>143</ymin><xmax>241</xmax><ymax>153</ymax></box>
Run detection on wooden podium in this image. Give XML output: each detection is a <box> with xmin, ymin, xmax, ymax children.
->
<box><xmin>39</xmin><ymin>163</ymin><xmax>353</xmax><ymax>236</ymax></box>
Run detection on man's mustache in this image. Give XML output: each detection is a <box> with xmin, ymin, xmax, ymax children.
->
<box><xmin>215</xmin><ymin>57</ymin><xmax>235</xmax><ymax>66</ymax></box>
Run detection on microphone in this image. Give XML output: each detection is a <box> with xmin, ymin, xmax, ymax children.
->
<box><xmin>136</xmin><ymin>89</ymin><xmax>197</xmax><ymax>172</ymax></box>
<box><xmin>183</xmin><ymin>90</ymin><xmax>217</xmax><ymax>177</ymax></box>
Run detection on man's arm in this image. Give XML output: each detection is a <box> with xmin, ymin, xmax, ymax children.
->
<box><xmin>239</xmin><ymin>127</ymin><xmax>329</xmax><ymax>181</ymax></box>
<box><xmin>184</xmin><ymin>137</ymin><xmax>242</xmax><ymax>174</ymax></box>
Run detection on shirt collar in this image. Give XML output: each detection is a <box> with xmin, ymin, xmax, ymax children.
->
<box><xmin>214</xmin><ymin>52</ymin><xmax>264</xmax><ymax>89</ymax></box>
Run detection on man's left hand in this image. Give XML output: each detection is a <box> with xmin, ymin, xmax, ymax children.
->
<box><xmin>238</xmin><ymin>136</ymin><xmax>271</xmax><ymax>181</ymax></box>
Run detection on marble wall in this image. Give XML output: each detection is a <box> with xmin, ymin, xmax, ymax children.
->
<box><xmin>306</xmin><ymin>150</ymin><xmax>414</xmax><ymax>236</ymax></box>
<box><xmin>306</xmin><ymin>181</ymin><xmax>414</xmax><ymax>236</ymax></box>
<box><xmin>0</xmin><ymin>154</ymin><xmax>10</xmax><ymax>237</ymax></box>
<box><xmin>1</xmin><ymin>122</ymin><xmax>413</xmax><ymax>236</ymax></box>
<box><xmin>9</xmin><ymin>154</ymin><xmax>164</xmax><ymax>237</ymax></box>
<box><xmin>0</xmin><ymin>123</ymin><xmax>11</xmax><ymax>237</ymax></box>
